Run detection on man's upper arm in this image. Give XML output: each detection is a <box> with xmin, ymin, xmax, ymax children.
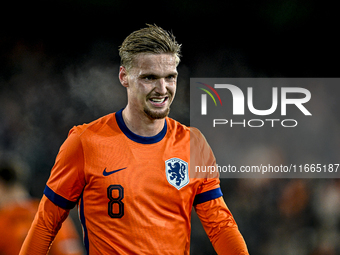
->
<box><xmin>45</xmin><ymin>127</ymin><xmax>86</xmax><ymax>209</ymax></box>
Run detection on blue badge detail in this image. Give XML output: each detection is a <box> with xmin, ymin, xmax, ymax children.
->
<box><xmin>165</xmin><ymin>158</ymin><xmax>189</xmax><ymax>190</ymax></box>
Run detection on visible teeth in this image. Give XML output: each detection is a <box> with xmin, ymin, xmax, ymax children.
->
<box><xmin>151</xmin><ymin>98</ymin><xmax>165</xmax><ymax>103</ymax></box>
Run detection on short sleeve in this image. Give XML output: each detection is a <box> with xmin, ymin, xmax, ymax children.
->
<box><xmin>190</xmin><ymin>127</ymin><xmax>223</xmax><ymax>205</ymax></box>
<box><xmin>44</xmin><ymin>128</ymin><xmax>86</xmax><ymax>209</ymax></box>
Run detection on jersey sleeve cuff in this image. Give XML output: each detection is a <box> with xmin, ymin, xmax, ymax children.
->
<box><xmin>193</xmin><ymin>187</ymin><xmax>223</xmax><ymax>206</ymax></box>
<box><xmin>44</xmin><ymin>185</ymin><xmax>77</xmax><ymax>210</ymax></box>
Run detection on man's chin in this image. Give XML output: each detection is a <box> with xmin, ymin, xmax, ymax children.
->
<box><xmin>144</xmin><ymin>107</ymin><xmax>170</xmax><ymax>119</ymax></box>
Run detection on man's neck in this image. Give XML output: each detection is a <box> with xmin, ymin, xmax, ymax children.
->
<box><xmin>122</xmin><ymin>108</ymin><xmax>165</xmax><ymax>137</ymax></box>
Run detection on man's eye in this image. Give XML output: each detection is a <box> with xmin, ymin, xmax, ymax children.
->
<box><xmin>144</xmin><ymin>75</ymin><xmax>156</xmax><ymax>81</ymax></box>
<box><xmin>166</xmin><ymin>75</ymin><xmax>176</xmax><ymax>81</ymax></box>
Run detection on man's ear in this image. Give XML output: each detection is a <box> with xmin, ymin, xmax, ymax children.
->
<box><xmin>119</xmin><ymin>66</ymin><xmax>129</xmax><ymax>87</ymax></box>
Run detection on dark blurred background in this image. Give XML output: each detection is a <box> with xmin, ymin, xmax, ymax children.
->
<box><xmin>1</xmin><ymin>0</ymin><xmax>339</xmax><ymax>254</ymax></box>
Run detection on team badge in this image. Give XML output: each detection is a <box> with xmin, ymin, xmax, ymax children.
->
<box><xmin>165</xmin><ymin>158</ymin><xmax>189</xmax><ymax>190</ymax></box>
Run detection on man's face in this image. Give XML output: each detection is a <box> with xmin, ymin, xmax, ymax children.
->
<box><xmin>121</xmin><ymin>53</ymin><xmax>178</xmax><ymax>119</ymax></box>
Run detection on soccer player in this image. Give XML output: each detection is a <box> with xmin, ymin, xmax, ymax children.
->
<box><xmin>19</xmin><ymin>24</ymin><xmax>248</xmax><ymax>255</ymax></box>
<box><xmin>0</xmin><ymin>158</ymin><xmax>84</xmax><ymax>255</ymax></box>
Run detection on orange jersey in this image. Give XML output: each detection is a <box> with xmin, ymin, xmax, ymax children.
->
<box><xmin>44</xmin><ymin>109</ymin><xmax>223</xmax><ymax>254</ymax></box>
<box><xmin>0</xmin><ymin>199</ymin><xmax>83</xmax><ymax>255</ymax></box>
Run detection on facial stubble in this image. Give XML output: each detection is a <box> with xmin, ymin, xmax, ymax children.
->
<box><xmin>144</xmin><ymin>91</ymin><xmax>173</xmax><ymax>119</ymax></box>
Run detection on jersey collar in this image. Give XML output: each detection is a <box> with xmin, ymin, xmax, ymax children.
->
<box><xmin>115</xmin><ymin>109</ymin><xmax>167</xmax><ymax>144</ymax></box>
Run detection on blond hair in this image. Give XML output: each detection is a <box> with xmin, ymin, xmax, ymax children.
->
<box><xmin>119</xmin><ymin>24</ymin><xmax>181</xmax><ymax>71</ymax></box>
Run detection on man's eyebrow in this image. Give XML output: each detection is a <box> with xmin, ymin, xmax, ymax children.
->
<box><xmin>139</xmin><ymin>72</ymin><xmax>178</xmax><ymax>78</ymax></box>
<box><xmin>167</xmin><ymin>72</ymin><xmax>178</xmax><ymax>77</ymax></box>
<box><xmin>139</xmin><ymin>73</ymin><xmax>159</xmax><ymax>78</ymax></box>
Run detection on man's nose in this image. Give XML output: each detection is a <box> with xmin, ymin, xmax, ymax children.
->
<box><xmin>154</xmin><ymin>78</ymin><xmax>167</xmax><ymax>95</ymax></box>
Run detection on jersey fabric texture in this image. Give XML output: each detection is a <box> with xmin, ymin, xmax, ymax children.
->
<box><xmin>0</xmin><ymin>199</ymin><xmax>83</xmax><ymax>255</ymax></box>
<box><xmin>41</xmin><ymin>109</ymin><xmax>234</xmax><ymax>254</ymax></box>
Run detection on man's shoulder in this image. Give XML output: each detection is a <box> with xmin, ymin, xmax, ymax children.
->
<box><xmin>166</xmin><ymin>117</ymin><xmax>203</xmax><ymax>139</ymax></box>
<box><xmin>166</xmin><ymin>117</ymin><xmax>190</xmax><ymax>133</ymax></box>
<box><xmin>71</xmin><ymin>112</ymin><xmax>117</xmax><ymax>137</ymax></box>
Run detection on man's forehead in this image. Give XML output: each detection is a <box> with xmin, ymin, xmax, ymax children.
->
<box><xmin>132</xmin><ymin>53</ymin><xmax>177</xmax><ymax>72</ymax></box>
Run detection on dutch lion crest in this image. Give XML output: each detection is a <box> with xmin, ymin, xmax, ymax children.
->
<box><xmin>165</xmin><ymin>158</ymin><xmax>189</xmax><ymax>190</ymax></box>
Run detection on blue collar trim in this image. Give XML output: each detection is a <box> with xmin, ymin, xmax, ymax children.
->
<box><xmin>115</xmin><ymin>109</ymin><xmax>167</xmax><ymax>144</ymax></box>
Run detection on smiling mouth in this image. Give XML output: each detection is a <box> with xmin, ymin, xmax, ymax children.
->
<box><xmin>150</xmin><ymin>97</ymin><xmax>167</xmax><ymax>103</ymax></box>
<box><xmin>148</xmin><ymin>96</ymin><xmax>169</xmax><ymax>106</ymax></box>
